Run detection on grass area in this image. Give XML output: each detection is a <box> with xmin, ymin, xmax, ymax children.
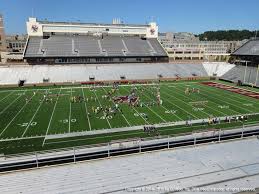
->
<box><xmin>0</xmin><ymin>80</ymin><xmax>259</xmax><ymax>155</ymax></box>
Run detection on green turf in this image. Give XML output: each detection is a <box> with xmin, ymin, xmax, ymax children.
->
<box><xmin>0</xmin><ymin>80</ymin><xmax>259</xmax><ymax>155</ymax></box>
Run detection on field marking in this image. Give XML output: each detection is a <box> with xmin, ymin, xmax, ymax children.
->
<box><xmin>118</xmin><ymin>87</ymin><xmax>150</xmax><ymax>125</ymax></box>
<box><xmin>0</xmin><ymin>91</ymin><xmax>14</xmax><ymax>103</ymax></box>
<box><xmin>0</xmin><ymin>83</ymin><xmax>158</xmax><ymax>94</ymax></box>
<box><xmin>160</xmin><ymin>89</ymin><xmax>199</xmax><ymax>119</ymax></box>
<box><xmin>81</xmin><ymin>88</ymin><xmax>92</xmax><ymax>131</ymax></box>
<box><xmin>42</xmin><ymin>88</ymin><xmax>62</xmax><ymax>146</ymax></box>
<box><xmin>164</xmin><ymin>86</ymin><xmax>213</xmax><ymax>118</ymax></box>
<box><xmin>0</xmin><ymin>92</ymin><xmax>24</xmax><ymax>115</ymax></box>
<box><xmin>0</xmin><ymin>90</ymin><xmax>35</xmax><ymax>137</ymax></box>
<box><xmin>123</xmin><ymin>85</ymin><xmax>167</xmax><ymax>123</ymax></box>
<box><xmin>163</xmin><ymin>86</ymin><xmax>212</xmax><ymax>118</ymax></box>
<box><xmin>139</xmin><ymin>85</ymin><xmax>184</xmax><ymax>121</ymax></box>
<box><xmin>193</xmin><ymin>83</ymin><xmax>253</xmax><ymax>113</ymax></box>
<box><xmin>68</xmin><ymin>88</ymin><xmax>72</xmax><ymax>133</ymax></box>
<box><xmin>93</xmin><ymin>88</ymin><xmax>112</xmax><ymax>129</ymax></box>
<box><xmin>122</xmin><ymin>86</ymin><xmax>167</xmax><ymax>123</ymax></box>
<box><xmin>101</xmin><ymin>86</ymin><xmax>131</xmax><ymax>127</ymax></box>
<box><xmin>173</xmin><ymin>85</ymin><xmax>228</xmax><ymax>117</ymax></box>
<box><xmin>197</xmin><ymin>83</ymin><xmax>259</xmax><ymax>110</ymax></box>
<box><xmin>43</xmin><ymin>120</ymin><xmax>259</xmax><ymax>145</ymax></box>
<box><xmin>155</xmin><ymin>88</ymin><xmax>199</xmax><ymax>119</ymax></box>
<box><xmin>21</xmin><ymin>90</ymin><xmax>42</xmax><ymax>137</ymax></box>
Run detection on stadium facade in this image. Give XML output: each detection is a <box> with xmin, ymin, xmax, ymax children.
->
<box><xmin>23</xmin><ymin>18</ymin><xmax>169</xmax><ymax>64</ymax></box>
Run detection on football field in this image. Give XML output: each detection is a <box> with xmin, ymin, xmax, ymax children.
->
<box><xmin>0</xmin><ymin>80</ymin><xmax>259</xmax><ymax>154</ymax></box>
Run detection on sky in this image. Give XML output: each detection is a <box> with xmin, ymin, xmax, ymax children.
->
<box><xmin>0</xmin><ymin>0</ymin><xmax>259</xmax><ymax>35</ymax></box>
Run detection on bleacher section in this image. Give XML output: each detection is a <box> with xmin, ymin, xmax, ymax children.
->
<box><xmin>202</xmin><ymin>62</ymin><xmax>235</xmax><ymax>77</ymax></box>
<box><xmin>221</xmin><ymin>65</ymin><xmax>259</xmax><ymax>85</ymax></box>
<box><xmin>24</xmin><ymin>35</ymin><xmax>168</xmax><ymax>59</ymax></box>
<box><xmin>0</xmin><ymin>63</ymin><xmax>208</xmax><ymax>85</ymax></box>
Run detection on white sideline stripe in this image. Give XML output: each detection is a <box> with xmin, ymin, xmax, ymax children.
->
<box><xmin>1</xmin><ymin>115</ymin><xmax>259</xmax><ymax>142</ymax></box>
<box><xmin>162</xmin><ymin>86</ymin><xmax>211</xmax><ymax>117</ymax></box>
<box><xmin>101</xmin><ymin>86</ymin><xmax>131</xmax><ymax>127</ymax></box>
<box><xmin>0</xmin><ymin>90</ymin><xmax>33</xmax><ymax>137</ymax></box>
<box><xmin>0</xmin><ymin>83</ymin><xmax>158</xmax><ymax>93</ymax></box>
<box><xmin>81</xmin><ymin>88</ymin><xmax>92</xmax><ymax>131</ymax></box>
<box><xmin>118</xmin><ymin>87</ymin><xmax>150</xmax><ymax>125</ymax></box>
<box><xmin>44</xmin><ymin>120</ymin><xmax>259</xmax><ymax>145</ymax></box>
<box><xmin>160</xmin><ymin>90</ymin><xmax>199</xmax><ymax>119</ymax></box>
<box><xmin>93</xmin><ymin>89</ymin><xmax>112</xmax><ymax>129</ymax></box>
<box><xmin>68</xmin><ymin>88</ymin><xmax>72</xmax><ymax>133</ymax></box>
<box><xmin>172</xmin><ymin>85</ymin><xmax>228</xmax><ymax>116</ymax></box>
<box><xmin>0</xmin><ymin>91</ymin><xmax>14</xmax><ymax>103</ymax></box>
<box><xmin>22</xmin><ymin>90</ymin><xmax>43</xmax><ymax>137</ymax></box>
<box><xmin>139</xmin><ymin>85</ymin><xmax>183</xmax><ymax>121</ymax></box>
<box><xmin>42</xmin><ymin>88</ymin><xmax>62</xmax><ymax>146</ymax></box>
<box><xmin>0</xmin><ymin>135</ymin><xmax>45</xmax><ymax>142</ymax></box>
<box><xmin>0</xmin><ymin>92</ymin><xmax>23</xmax><ymax>115</ymax></box>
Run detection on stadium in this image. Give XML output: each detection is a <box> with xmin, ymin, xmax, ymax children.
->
<box><xmin>0</xmin><ymin>13</ymin><xmax>259</xmax><ymax>193</ymax></box>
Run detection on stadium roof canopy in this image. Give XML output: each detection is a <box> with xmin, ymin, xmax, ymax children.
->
<box><xmin>38</xmin><ymin>20</ymin><xmax>150</xmax><ymax>28</ymax></box>
<box><xmin>232</xmin><ymin>39</ymin><xmax>259</xmax><ymax>56</ymax></box>
<box><xmin>1</xmin><ymin>137</ymin><xmax>259</xmax><ymax>193</ymax></box>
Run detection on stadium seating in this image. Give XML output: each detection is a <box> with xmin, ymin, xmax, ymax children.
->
<box><xmin>202</xmin><ymin>62</ymin><xmax>235</xmax><ymax>77</ymax></box>
<box><xmin>24</xmin><ymin>35</ymin><xmax>167</xmax><ymax>58</ymax></box>
<box><xmin>221</xmin><ymin>65</ymin><xmax>259</xmax><ymax>85</ymax></box>
<box><xmin>0</xmin><ymin>63</ymin><xmax>208</xmax><ymax>85</ymax></box>
<box><xmin>0</xmin><ymin>138</ymin><xmax>259</xmax><ymax>193</ymax></box>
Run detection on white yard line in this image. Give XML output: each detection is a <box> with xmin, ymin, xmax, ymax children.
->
<box><xmin>172</xmin><ymin>86</ymin><xmax>228</xmax><ymax>116</ymax></box>
<box><xmin>68</xmin><ymin>88</ymin><xmax>72</xmax><ymax>133</ymax></box>
<box><xmin>193</xmin><ymin>84</ymin><xmax>252</xmax><ymax>113</ymax></box>
<box><xmin>81</xmin><ymin>87</ymin><xmax>92</xmax><ymax>131</ymax></box>
<box><xmin>119</xmin><ymin>87</ymin><xmax>151</xmax><ymax>125</ymax></box>
<box><xmin>42</xmin><ymin>88</ymin><xmax>62</xmax><ymax>146</ymax></box>
<box><xmin>101</xmin><ymin>86</ymin><xmax>131</xmax><ymax>127</ymax></box>
<box><xmin>144</xmin><ymin>103</ymin><xmax>167</xmax><ymax>123</ymax></box>
<box><xmin>123</xmin><ymin>88</ymin><xmax>168</xmax><ymax>123</ymax></box>
<box><xmin>139</xmin><ymin>85</ymin><xmax>184</xmax><ymax>121</ymax></box>
<box><xmin>21</xmin><ymin>90</ymin><xmax>42</xmax><ymax>137</ymax></box>
<box><xmin>195</xmin><ymin>83</ymin><xmax>259</xmax><ymax>112</ymax></box>
<box><xmin>159</xmin><ymin>90</ymin><xmax>199</xmax><ymax>119</ymax></box>
<box><xmin>0</xmin><ymin>92</ymin><xmax>24</xmax><ymax>115</ymax></box>
<box><xmin>162</xmin><ymin>86</ymin><xmax>212</xmax><ymax>118</ymax></box>
<box><xmin>93</xmin><ymin>88</ymin><xmax>112</xmax><ymax>129</ymax></box>
<box><xmin>0</xmin><ymin>91</ymin><xmax>14</xmax><ymax>103</ymax></box>
<box><xmin>0</xmin><ymin>90</ymin><xmax>34</xmax><ymax>137</ymax></box>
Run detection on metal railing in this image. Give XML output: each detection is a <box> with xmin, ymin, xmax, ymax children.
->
<box><xmin>0</xmin><ymin>124</ymin><xmax>259</xmax><ymax>173</ymax></box>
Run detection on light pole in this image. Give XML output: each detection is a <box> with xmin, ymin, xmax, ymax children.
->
<box><xmin>243</xmin><ymin>60</ymin><xmax>248</xmax><ymax>84</ymax></box>
<box><xmin>255</xmin><ymin>64</ymin><xmax>259</xmax><ymax>87</ymax></box>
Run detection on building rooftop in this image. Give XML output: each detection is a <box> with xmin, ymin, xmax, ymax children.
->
<box><xmin>232</xmin><ymin>39</ymin><xmax>259</xmax><ymax>56</ymax></box>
